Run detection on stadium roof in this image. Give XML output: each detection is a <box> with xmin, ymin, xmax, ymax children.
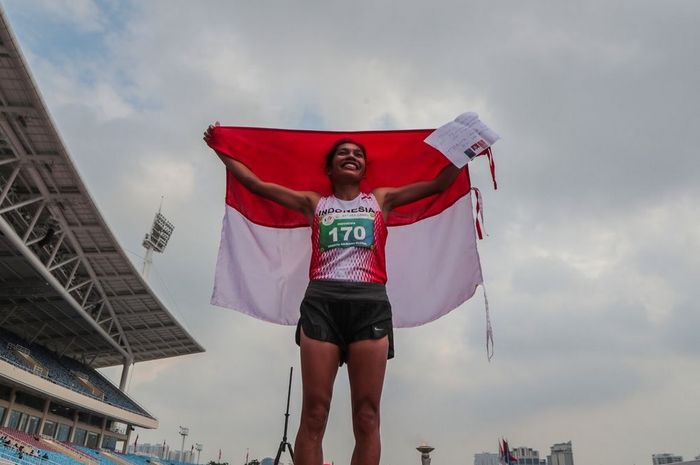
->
<box><xmin>0</xmin><ymin>9</ymin><xmax>204</xmax><ymax>368</ymax></box>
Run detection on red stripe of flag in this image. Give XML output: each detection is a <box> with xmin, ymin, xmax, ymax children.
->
<box><xmin>206</xmin><ymin>126</ymin><xmax>472</xmax><ymax>228</ymax></box>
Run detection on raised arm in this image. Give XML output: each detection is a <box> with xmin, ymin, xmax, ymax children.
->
<box><xmin>205</xmin><ymin>125</ymin><xmax>319</xmax><ymax>220</ymax></box>
<box><xmin>373</xmin><ymin>164</ymin><xmax>461</xmax><ymax>217</ymax></box>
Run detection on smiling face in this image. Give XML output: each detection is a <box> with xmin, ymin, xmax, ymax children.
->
<box><xmin>326</xmin><ymin>140</ymin><xmax>367</xmax><ymax>185</ymax></box>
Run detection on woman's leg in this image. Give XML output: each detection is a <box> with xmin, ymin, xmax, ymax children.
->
<box><xmin>294</xmin><ymin>329</ymin><xmax>342</xmax><ymax>465</ymax></box>
<box><xmin>346</xmin><ymin>336</ymin><xmax>389</xmax><ymax>465</ymax></box>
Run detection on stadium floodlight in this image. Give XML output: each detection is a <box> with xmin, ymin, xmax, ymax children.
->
<box><xmin>144</xmin><ymin>211</ymin><xmax>174</xmax><ymax>253</ymax></box>
<box><xmin>195</xmin><ymin>443</ymin><xmax>203</xmax><ymax>464</ymax></box>
<box><xmin>179</xmin><ymin>426</ymin><xmax>189</xmax><ymax>463</ymax></box>
<box><xmin>142</xmin><ymin>203</ymin><xmax>175</xmax><ymax>279</ymax></box>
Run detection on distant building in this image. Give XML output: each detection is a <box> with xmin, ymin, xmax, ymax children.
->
<box><xmin>654</xmin><ymin>454</ymin><xmax>684</xmax><ymax>465</ymax></box>
<box><xmin>548</xmin><ymin>441</ymin><xmax>574</xmax><ymax>465</ymax></box>
<box><xmin>475</xmin><ymin>452</ymin><xmax>500</xmax><ymax>465</ymax></box>
<box><xmin>128</xmin><ymin>442</ymin><xmax>170</xmax><ymax>458</ymax></box>
<box><xmin>513</xmin><ymin>447</ymin><xmax>546</xmax><ymax>465</ymax></box>
<box><xmin>663</xmin><ymin>460</ymin><xmax>700</xmax><ymax>465</ymax></box>
<box><xmin>658</xmin><ymin>459</ymin><xmax>700</xmax><ymax>465</ymax></box>
<box><xmin>168</xmin><ymin>449</ymin><xmax>195</xmax><ymax>463</ymax></box>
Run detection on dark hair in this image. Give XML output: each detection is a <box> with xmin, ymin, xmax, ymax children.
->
<box><xmin>324</xmin><ymin>138</ymin><xmax>367</xmax><ymax>172</ymax></box>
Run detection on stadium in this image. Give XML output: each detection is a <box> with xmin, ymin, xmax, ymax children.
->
<box><xmin>0</xmin><ymin>7</ymin><xmax>205</xmax><ymax>465</ymax></box>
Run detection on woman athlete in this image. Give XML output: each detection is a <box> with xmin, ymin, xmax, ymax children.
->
<box><xmin>205</xmin><ymin>123</ymin><xmax>461</xmax><ymax>465</ymax></box>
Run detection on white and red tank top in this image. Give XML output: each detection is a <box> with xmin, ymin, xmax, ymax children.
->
<box><xmin>309</xmin><ymin>193</ymin><xmax>388</xmax><ymax>284</ymax></box>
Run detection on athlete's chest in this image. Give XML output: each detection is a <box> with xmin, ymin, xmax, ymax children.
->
<box><xmin>315</xmin><ymin>196</ymin><xmax>379</xmax><ymax>251</ymax></box>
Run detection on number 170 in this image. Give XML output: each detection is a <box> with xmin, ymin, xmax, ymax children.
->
<box><xmin>328</xmin><ymin>225</ymin><xmax>366</xmax><ymax>242</ymax></box>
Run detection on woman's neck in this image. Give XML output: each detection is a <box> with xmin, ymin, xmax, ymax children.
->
<box><xmin>332</xmin><ymin>183</ymin><xmax>361</xmax><ymax>200</ymax></box>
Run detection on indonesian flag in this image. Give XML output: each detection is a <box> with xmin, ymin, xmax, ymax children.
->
<box><xmin>207</xmin><ymin>126</ymin><xmax>485</xmax><ymax>328</ymax></box>
<box><xmin>499</xmin><ymin>439</ymin><xmax>518</xmax><ymax>465</ymax></box>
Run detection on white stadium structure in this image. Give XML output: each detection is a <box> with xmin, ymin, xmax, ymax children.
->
<box><xmin>0</xmin><ymin>6</ymin><xmax>204</xmax><ymax>464</ymax></box>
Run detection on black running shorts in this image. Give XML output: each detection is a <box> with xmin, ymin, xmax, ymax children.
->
<box><xmin>295</xmin><ymin>280</ymin><xmax>394</xmax><ymax>365</ymax></box>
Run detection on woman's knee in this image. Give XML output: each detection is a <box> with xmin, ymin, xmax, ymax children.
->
<box><xmin>352</xmin><ymin>401</ymin><xmax>380</xmax><ymax>437</ymax></box>
<box><xmin>300</xmin><ymin>401</ymin><xmax>331</xmax><ymax>437</ymax></box>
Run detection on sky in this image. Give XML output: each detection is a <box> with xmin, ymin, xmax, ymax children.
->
<box><xmin>2</xmin><ymin>1</ymin><xmax>700</xmax><ymax>465</ymax></box>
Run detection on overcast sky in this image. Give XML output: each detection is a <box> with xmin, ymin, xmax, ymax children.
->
<box><xmin>3</xmin><ymin>1</ymin><xmax>700</xmax><ymax>465</ymax></box>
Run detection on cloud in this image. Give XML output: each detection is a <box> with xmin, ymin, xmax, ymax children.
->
<box><xmin>3</xmin><ymin>1</ymin><xmax>700</xmax><ymax>465</ymax></box>
<box><xmin>11</xmin><ymin>0</ymin><xmax>108</xmax><ymax>33</ymax></box>
<box><xmin>122</xmin><ymin>156</ymin><xmax>195</xmax><ymax>206</ymax></box>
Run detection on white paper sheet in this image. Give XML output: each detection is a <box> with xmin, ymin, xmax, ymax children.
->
<box><xmin>425</xmin><ymin>112</ymin><xmax>501</xmax><ymax>168</ymax></box>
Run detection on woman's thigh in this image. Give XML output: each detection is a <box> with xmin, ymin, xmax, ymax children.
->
<box><xmin>346</xmin><ymin>337</ymin><xmax>389</xmax><ymax>414</ymax></box>
<box><xmin>299</xmin><ymin>329</ymin><xmax>342</xmax><ymax>411</ymax></box>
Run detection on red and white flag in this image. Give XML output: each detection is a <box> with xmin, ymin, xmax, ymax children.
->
<box><xmin>499</xmin><ymin>438</ymin><xmax>518</xmax><ymax>465</ymax></box>
<box><xmin>207</xmin><ymin>126</ymin><xmax>485</xmax><ymax>328</ymax></box>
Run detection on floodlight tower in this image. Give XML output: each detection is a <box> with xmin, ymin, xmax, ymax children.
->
<box><xmin>179</xmin><ymin>426</ymin><xmax>189</xmax><ymax>462</ymax></box>
<box><xmin>142</xmin><ymin>200</ymin><xmax>174</xmax><ymax>279</ymax></box>
<box><xmin>195</xmin><ymin>443</ymin><xmax>203</xmax><ymax>464</ymax></box>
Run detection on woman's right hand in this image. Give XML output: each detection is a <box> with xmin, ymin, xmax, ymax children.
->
<box><xmin>203</xmin><ymin>121</ymin><xmax>220</xmax><ymax>143</ymax></box>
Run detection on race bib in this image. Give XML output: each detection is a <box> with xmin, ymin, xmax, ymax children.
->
<box><xmin>319</xmin><ymin>213</ymin><xmax>375</xmax><ymax>251</ymax></box>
